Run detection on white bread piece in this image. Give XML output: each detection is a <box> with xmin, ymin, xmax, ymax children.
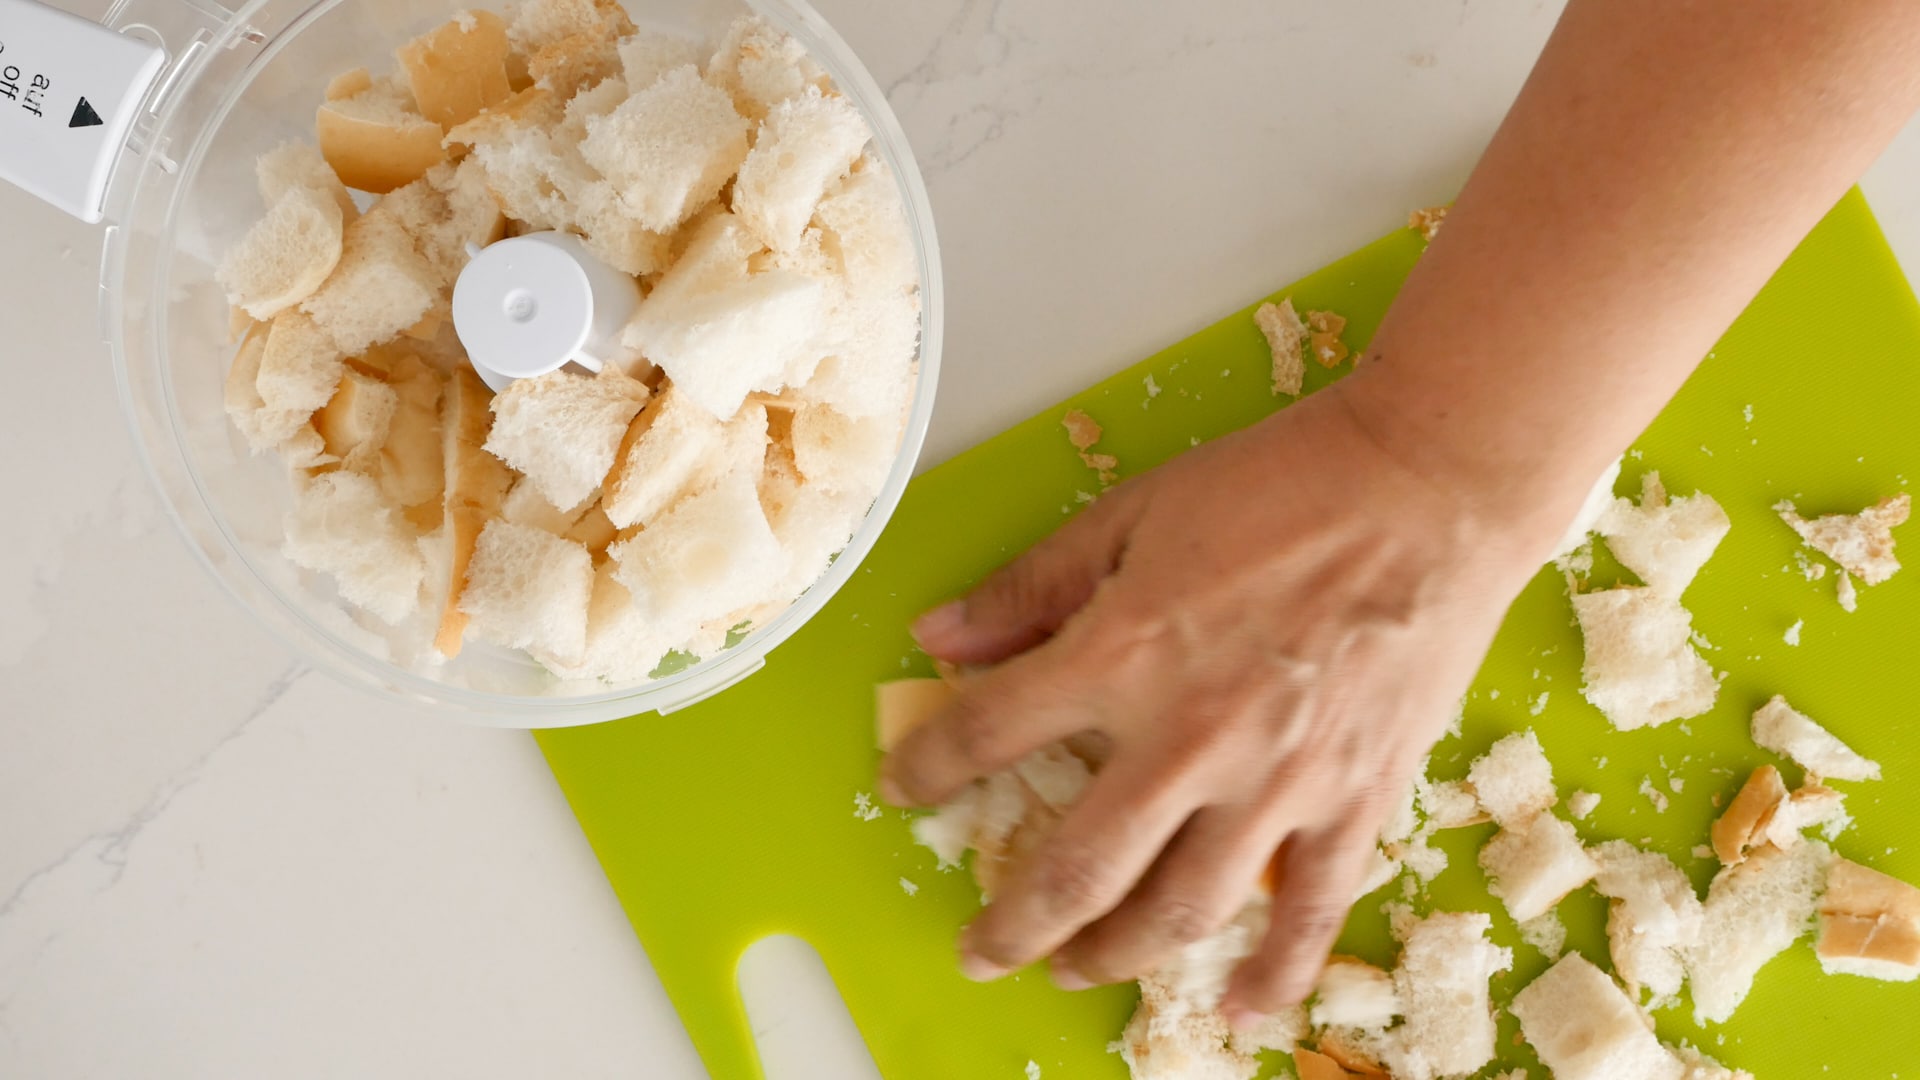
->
<box><xmin>1711</xmin><ymin>765</ymin><xmax>1790</xmax><ymax>865</ymax></box>
<box><xmin>500</xmin><ymin>476</ymin><xmax>592</xmax><ymax>536</ymax></box>
<box><xmin>277</xmin><ymin>424</ymin><xmax>338</xmax><ymax>471</ymax></box>
<box><xmin>256</xmin><ymin>309</ymin><xmax>347</xmax><ymax>442</ymax></box>
<box><xmin>759</xmin><ymin>444</ymin><xmax>867</xmax><ymax>601</ymax></box>
<box><xmin>1750</xmin><ymin>695</ymin><xmax>1882</xmax><ymax>782</ymax></box>
<box><xmin>815</xmin><ymin>155</ymin><xmax>918</xmax><ymax>296</ymax></box>
<box><xmin>601</xmin><ymin>387</ymin><xmax>727</xmax><ymax>529</ymax></box>
<box><xmin>457</xmin><ymin>519</ymin><xmax>594</xmax><ymax>663</ymax></box>
<box><xmin>316</xmin><ymin>76</ymin><xmax>447</xmax><ymax>194</ymax></box>
<box><xmin>1550</xmin><ymin>456</ymin><xmax>1623</xmax><ymax>565</ymax></box>
<box><xmin>1377</xmin><ymin>910</ymin><xmax>1511</xmax><ymax>1080</ymax></box>
<box><xmin>256</xmin><ymin>140</ymin><xmax>357</xmax><ymax>222</ymax></box>
<box><xmin>794</xmin><ymin>284</ymin><xmax>920</xmax><ymax>419</ymax></box>
<box><xmin>217</xmin><ymin>184</ymin><xmax>345</xmax><ymax>320</ymax></box>
<box><xmin>1227</xmin><ymin>1002</ymin><xmax>1306</xmax><ymax>1057</ymax></box>
<box><xmin>1761</xmin><ymin>782</ymin><xmax>1848</xmax><ymax>849</ymax></box>
<box><xmin>732</xmin><ymin>86</ymin><xmax>869</xmax><ymax>253</ymax></box>
<box><xmin>1682</xmin><ymin>839</ymin><xmax>1836</xmax><ymax>1024</ymax></box>
<box><xmin>573</xmin><ymin>181</ymin><xmax>673</xmax><ymax>277</ymax></box>
<box><xmin>790</xmin><ymin>405</ymin><xmax>898</xmax><ymax>498</ymax></box>
<box><xmin>482</xmin><ymin>367</ymin><xmax>650</xmax><ymax>511</ymax></box>
<box><xmin>447</xmin><ymin>89</ymin><xmax>586</xmax><ymax>233</ymax></box>
<box><xmin>224</xmin><ymin>322</ymin><xmax>284</xmax><ymax>451</ymax></box>
<box><xmin>507</xmin><ymin>0</ymin><xmax>632</xmax><ymax>54</ymax></box>
<box><xmin>314</xmin><ymin>368</ymin><xmax>399</xmax><ymax>473</ymax></box>
<box><xmin>875</xmin><ymin>678</ymin><xmax>953</xmax><ymax>752</ymax></box>
<box><xmin>1255</xmin><ymin>299</ymin><xmax>1308</xmax><ymax>397</ymax></box>
<box><xmin>642</xmin><ymin>208</ymin><xmax>763</xmax><ymax>309</ymax></box>
<box><xmin>1478</xmin><ymin>811</ymin><xmax>1599</xmax><ymax>923</ymax></box>
<box><xmin>627</xmin><ymin>269</ymin><xmax>829</xmax><ymax>420</ymax></box>
<box><xmin>1591</xmin><ymin>840</ymin><xmax>1705</xmax><ymax>1004</ymax></box>
<box><xmin>325</xmin><ymin>66</ymin><xmax>373</xmax><ymax>102</ymax></box>
<box><xmin>1351</xmin><ymin>847</ymin><xmax>1402</xmax><ymax>901</ymax></box>
<box><xmin>1567</xmin><ymin>789</ymin><xmax>1601</xmax><ymax>819</ymax></box>
<box><xmin>1465</xmin><ymin>730</ymin><xmax>1556</xmax><ymax>828</ymax></box>
<box><xmin>1118</xmin><ymin>984</ymin><xmax>1258</xmax><ymax>1080</ymax></box>
<box><xmin>618</xmin><ymin>31</ymin><xmax>703</xmax><ymax>91</ymax></box>
<box><xmin>1671</xmin><ymin>1045</ymin><xmax>1755</xmax><ymax>1080</ymax></box>
<box><xmin>282</xmin><ymin>471</ymin><xmax>426</xmax><ymax>624</ymax></box>
<box><xmin>300</xmin><ymin>212</ymin><xmax>441</xmax><ymax>356</ymax></box>
<box><xmin>376</xmin><ymin>353</ymin><xmax>447</xmax><ymax>525</ymax></box>
<box><xmin>1816</xmin><ymin>858</ymin><xmax>1920</xmax><ymax>981</ymax></box>
<box><xmin>432</xmin><ymin>368</ymin><xmax>515</xmax><ymax>658</ymax></box>
<box><xmin>706</xmin><ymin>15</ymin><xmax>830</xmax><ymax>121</ymax></box>
<box><xmin>522</xmin><ymin>30</ymin><xmax>624</xmax><ymax>99</ymax></box>
<box><xmin>537</xmin><ymin>563</ymin><xmax>676</xmax><ymax>683</ymax></box>
<box><xmin>1596</xmin><ymin>472</ymin><xmax>1731</xmax><ymax>598</ymax></box>
<box><xmin>565</xmin><ymin>501</ymin><xmax>617</xmax><ymax>558</ymax></box>
<box><xmin>608</xmin><ymin>467</ymin><xmax>787</xmax><ymax>638</ymax></box>
<box><xmin>1310</xmin><ymin>956</ymin><xmax>1400</xmax><ymax>1030</ymax></box>
<box><xmin>1378</xmin><ymin>781</ymin><xmax>1418</xmax><ymax>847</ymax></box>
<box><xmin>1510</xmin><ymin>953</ymin><xmax>1684</xmax><ymax>1080</ymax></box>
<box><xmin>396</xmin><ymin>10</ymin><xmax>514</xmax><ymax>129</ymax></box>
<box><xmin>1519</xmin><ymin>911</ymin><xmax>1567</xmax><ymax>958</ymax></box>
<box><xmin>1776</xmin><ymin>494</ymin><xmax>1909</xmax><ymax>585</ymax></box>
<box><xmin>374</xmin><ymin>159</ymin><xmax>507</xmax><ymax>287</ymax></box>
<box><xmin>1416</xmin><ymin>777</ymin><xmax>1489</xmax><ymax>830</ymax></box>
<box><xmin>579</xmin><ymin>65</ymin><xmax>749</xmax><ymax>234</ymax></box>
<box><xmin>909</xmin><ymin>783</ymin><xmax>987</xmax><ymax>869</ymax></box>
<box><xmin>1572</xmin><ymin>586</ymin><xmax>1718</xmax><ymax>730</ymax></box>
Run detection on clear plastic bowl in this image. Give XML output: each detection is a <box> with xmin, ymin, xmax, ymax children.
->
<box><xmin>104</xmin><ymin>0</ymin><xmax>942</xmax><ymax>727</ymax></box>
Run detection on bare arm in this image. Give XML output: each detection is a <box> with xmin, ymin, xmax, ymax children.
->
<box><xmin>883</xmin><ymin>0</ymin><xmax>1920</xmax><ymax>1029</ymax></box>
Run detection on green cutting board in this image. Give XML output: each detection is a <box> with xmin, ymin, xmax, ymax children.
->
<box><xmin>538</xmin><ymin>190</ymin><xmax>1920</xmax><ymax>1079</ymax></box>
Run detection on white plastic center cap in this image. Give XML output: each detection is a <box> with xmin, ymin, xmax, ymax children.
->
<box><xmin>452</xmin><ymin>231</ymin><xmax>641</xmax><ymax>391</ymax></box>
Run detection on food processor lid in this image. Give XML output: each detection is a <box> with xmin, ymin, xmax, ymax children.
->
<box><xmin>0</xmin><ymin>0</ymin><xmax>169</xmax><ymax>223</ymax></box>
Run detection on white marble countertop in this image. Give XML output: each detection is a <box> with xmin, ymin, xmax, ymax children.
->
<box><xmin>6</xmin><ymin>2</ymin><xmax>1920</xmax><ymax>1076</ymax></box>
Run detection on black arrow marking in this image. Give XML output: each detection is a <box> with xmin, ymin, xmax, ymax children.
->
<box><xmin>69</xmin><ymin>97</ymin><xmax>103</xmax><ymax>129</ymax></box>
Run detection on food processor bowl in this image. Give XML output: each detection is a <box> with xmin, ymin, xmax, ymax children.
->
<box><xmin>85</xmin><ymin>0</ymin><xmax>941</xmax><ymax>725</ymax></box>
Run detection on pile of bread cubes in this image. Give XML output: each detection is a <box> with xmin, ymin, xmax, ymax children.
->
<box><xmin>216</xmin><ymin>0</ymin><xmax>920</xmax><ymax>685</ymax></box>
<box><xmin>877</xmin><ymin>464</ymin><xmax>1916</xmax><ymax>1080</ymax></box>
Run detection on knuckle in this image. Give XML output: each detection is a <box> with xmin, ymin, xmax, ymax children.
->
<box><xmin>1035</xmin><ymin>840</ymin><xmax>1119</xmax><ymax>918</ymax></box>
<box><xmin>1150</xmin><ymin>897</ymin><xmax>1219</xmax><ymax>948</ymax></box>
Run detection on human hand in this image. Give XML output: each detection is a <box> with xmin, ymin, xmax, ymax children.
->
<box><xmin>879</xmin><ymin>383</ymin><xmax>1568</xmax><ymax>1026</ymax></box>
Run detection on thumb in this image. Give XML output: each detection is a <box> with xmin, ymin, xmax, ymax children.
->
<box><xmin>914</xmin><ymin>489</ymin><xmax>1141</xmax><ymax>666</ymax></box>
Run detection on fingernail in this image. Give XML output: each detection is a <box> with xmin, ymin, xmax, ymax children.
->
<box><xmin>958</xmin><ymin>948</ymin><xmax>1010</xmax><ymax>983</ymax></box>
<box><xmin>912</xmin><ymin>601</ymin><xmax>967</xmax><ymax>647</ymax></box>
<box><xmin>1222</xmin><ymin>1005</ymin><xmax>1265</xmax><ymax>1035</ymax></box>
<box><xmin>1049</xmin><ymin>957</ymin><xmax>1093</xmax><ymax>992</ymax></box>
<box><xmin>877</xmin><ymin>775</ymin><xmax>909</xmax><ymax>807</ymax></box>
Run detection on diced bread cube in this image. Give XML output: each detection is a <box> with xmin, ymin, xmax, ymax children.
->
<box><xmin>608</xmin><ymin>467</ymin><xmax>786</xmax><ymax>638</ymax></box>
<box><xmin>1310</xmin><ymin>956</ymin><xmax>1400</xmax><ymax>1030</ymax></box>
<box><xmin>759</xmin><ymin>442</ymin><xmax>867</xmax><ymax>601</ymax></box>
<box><xmin>540</xmin><ymin>563</ymin><xmax>677</xmax><ymax>683</ymax></box>
<box><xmin>1761</xmin><ymin>783</ymin><xmax>1849</xmax><ymax>849</ymax></box>
<box><xmin>1465</xmin><ymin>730</ymin><xmax>1556</xmax><ymax>828</ymax></box>
<box><xmin>315</xmin><ymin>368</ymin><xmax>399</xmax><ymax>472</ymax></box>
<box><xmin>217</xmin><ymin>184</ymin><xmax>345</xmax><ymax>320</ymax></box>
<box><xmin>282</xmin><ymin>470</ymin><xmax>426</xmax><ymax>624</ymax></box>
<box><xmin>225</xmin><ymin>321</ymin><xmax>299</xmax><ymax>453</ymax></box>
<box><xmin>816</xmin><ymin>156</ymin><xmax>918</xmax><ymax>295</ymax></box>
<box><xmin>1380</xmin><ymin>911</ymin><xmax>1512</xmax><ymax>1080</ymax></box>
<box><xmin>572</xmin><ymin>180</ymin><xmax>673</xmax><ymax>276</ymax></box>
<box><xmin>373</xmin><ymin>160</ymin><xmax>508</xmax><ymax>286</ymax></box>
<box><xmin>526</xmin><ymin>31</ymin><xmax>624</xmax><ymax>98</ymax></box>
<box><xmin>1591</xmin><ymin>840</ymin><xmax>1704</xmax><ymax>1004</ymax></box>
<box><xmin>790</xmin><ymin>405</ymin><xmax>898</xmax><ymax>498</ymax></box>
<box><xmin>507</xmin><ymin>0</ymin><xmax>634</xmax><ymax>56</ymax></box>
<box><xmin>1776</xmin><ymin>494</ymin><xmax>1909</xmax><ymax>586</ymax></box>
<box><xmin>432</xmin><ymin>368</ymin><xmax>514</xmax><ymax>657</ymax></box>
<box><xmin>458</xmin><ymin>519</ymin><xmax>594</xmax><ymax>662</ymax></box>
<box><xmin>1572</xmin><ymin>586</ymin><xmax>1718</xmax><ymax>730</ymax></box>
<box><xmin>1511</xmin><ymin>954</ymin><xmax>1684</xmax><ymax>1080</ymax></box>
<box><xmin>706</xmin><ymin>16</ymin><xmax>829</xmax><ymax>121</ymax></box>
<box><xmin>483</xmin><ymin>367</ymin><xmax>651</xmax><ymax>511</ymax></box>
<box><xmin>796</xmin><ymin>286</ymin><xmax>919</xmax><ymax>419</ymax></box>
<box><xmin>876</xmin><ymin>678</ymin><xmax>954</xmax><ymax>752</ymax></box>
<box><xmin>300</xmin><ymin>212</ymin><xmax>442</xmax><ymax>356</ymax></box>
<box><xmin>580</xmin><ymin>65</ymin><xmax>749</xmax><ymax>234</ymax></box>
<box><xmin>564</xmin><ymin>501</ymin><xmax>618</xmax><ymax>558</ymax></box>
<box><xmin>1682</xmin><ymin>840</ymin><xmax>1836</xmax><ymax>1024</ymax></box>
<box><xmin>1596</xmin><ymin>472</ymin><xmax>1731</xmax><ymax>598</ymax></box>
<box><xmin>626</xmin><ymin>269</ymin><xmax>828</xmax><ymax>419</ymax></box>
<box><xmin>396</xmin><ymin>10</ymin><xmax>514</xmax><ymax>128</ymax></box>
<box><xmin>1479</xmin><ymin>811</ymin><xmax>1599</xmax><ymax>923</ymax></box>
<box><xmin>1711</xmin><ymin>765</ymin><xmax>1790</xmax><ymax>866</ymax></box>
<box><xmin>1750</xmin><ymin>695</ymin><xmax>1881</xmax><ymax>782</ymax></box>
<box><xmin>256</xmin><ymin>140</ymin><xmax>358</xmax><ymax>222</ymax></box>
<box><xmin>316</xmin><ymin>77</ymin><xmax>448</xmax><ymax>194</ymax></box>
<box><xmin>733</xmin><ymin>86</ymin><xmax>869</xmax><ymax>253</ymax></box>
<box><xmin>1416</xmin><ymin>777</ymin><xmax>1489</xmax><ymax>830</ymax></box>
<box><xmin>256</xmin><ymin>309</ymin><xmax>346</xmax><ymax>442</ymax></box>
<box><xmin>1817</xmin><ymin>858</ymin><xmax>1920</xmax><ymax>982</ymax></box>
<box><xmin>617</xmin><ymin>31</ymin><xmax>702</xmax><ymax>91</ymax></box>
<box><xmin>602</xmin><ymin>387</ymin><xmax>742</xmax><ymax>529</ymax></box>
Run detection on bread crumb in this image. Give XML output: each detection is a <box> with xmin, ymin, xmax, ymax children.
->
<box><xmin>1776</xmin><ymin>494</ymin><xmax>1910</xmax><ymax>585</ymax></box>
<box><xmin>1693</xmin><ymin>844</ymin><xmax>1715</xmax><ymax>860</ymax></box>
<box><xmin>900</xmin><ymin>877</ymin><xmax>919</xmax><ymax>897</ymax></box>
<box><xmin>1669</xmin><ymin>776</ymin><xmax>1685</xmax><ymax>794</ymax></box>
<box><xmin>1024</xmin><ymin>1062</ymin><xmax>1040</xmax><ymax>1080</ymax></box>
<box><xmin>1143</xmin><ymin>374</ymin><xmax>1161</xmax><ymax>400</ymax></box>
<box><xmin>1305</xmin><ymin>309</ymin><xmax>1351</xmax><ymax>368</ymax></box>
<box><xmin>1639</xmin><ymin>777</ymin><xmax>1670</xmax><ymax>813</ymax></box>
<box><xmin>1255</xmin><ymin>299</ymin><xmax>1308</xmax><ymax>397</ymax></box>
<box><xmin>853</xmin><ymin>791</ymin><xmax>883</xmax><ymax>822</ymax></box>
<box><xmin>1836</xmin><ymin>572</ymin><xmax>1859</xmax><ymax>612</ymax></box>
<box><xmin>1518</xmin><ymin>911</ymin><xmax>1567</xmax><ymax>958</ymax></box>
<box><xmin>1783</xmin><ymin>620</ymin><xmax>1803</xmax><ymax>646</ymax></box>
<box><xmin>1529</xmin><ymin>691</ymin><xmax>1550</xmax><ymax>716</ymax></box>
<box><xmin>1568</xmin><ymin>790</ymin><xmax>1601</xmax><ymax>820</ymax></box>
<box><xmin>1409</xmin><ymin>205</ymin><xmax>1448</xmax><ymax>240</ymax></box>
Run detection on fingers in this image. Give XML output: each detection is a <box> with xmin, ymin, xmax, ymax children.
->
<box><xmin>913</xmin><ymin>490</ymin><xmax>1141</xmax><ymax>666</ymax></box>
<box><xmin>1051</xmin><ymin>801</ymin><xmax>1298</xmax><ymax>988</ymax></box>
<box><xmin>1220</xmin><ymin>804</ymin><xmax>1386</xmax><ymax>1025</ymax></box>
<box><xmin>957</xmin><ymin>750</ymin><xmax>1200</xmax><ymax>981</ymax></box>
<box><xmin>880</xmin><ymin>641</ymin><xmax>1103</xmax><ymax>807</ymax></box>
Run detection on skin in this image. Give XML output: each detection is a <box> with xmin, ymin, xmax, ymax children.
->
<box><xmin>881</xmin><ymin>0</ymin><xmax>1920</xmax><ymax>1031</ymax></box>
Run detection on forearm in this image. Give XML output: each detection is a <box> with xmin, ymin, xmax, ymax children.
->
<box><xmin>1341</xmin><ymin>0</ymin><xmax>1920</xmax><ymax>545</ymax></box>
